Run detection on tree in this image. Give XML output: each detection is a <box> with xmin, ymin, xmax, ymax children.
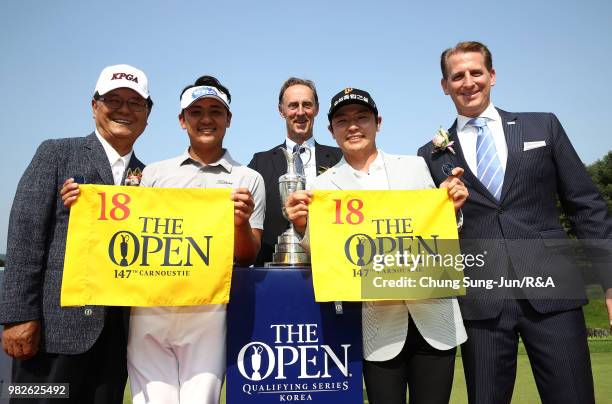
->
<box><xmin>586</xmin><ymin>151</ymin><xmax>612</xmax><ymax>213</ymax></box>
<box><xmin>557</xmin><ymin>152</ymin><xmax>612</xmax><ymax>284</ymax></box>
<box><xmin>559</xmin><ymin>151</ymin><xmax>612</xmax><ymax>236</ymax></box>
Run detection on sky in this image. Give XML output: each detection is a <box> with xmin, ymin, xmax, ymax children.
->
<box><xmin>1</xmin><ymin>0</ymin><xmax>611</xmax><ymax>251</ymax></box>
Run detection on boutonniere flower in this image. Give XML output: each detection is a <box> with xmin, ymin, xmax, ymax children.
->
<box><xmin>317</xmin><ymin>165</ymin><xmax>331</xmax><ymax>176</ymax></box>
<box><xmin>124</xmin><ymin>168</ymin><xmax>142</xmax><ymax>186</ymax></box>
<box><xmin>432</xmin><ymin>127</ymin><xmax>455</xmax><ymax>155</ymax></box>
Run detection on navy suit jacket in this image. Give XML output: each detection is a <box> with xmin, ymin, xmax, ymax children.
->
<box><xmin>418</xmin><ymin>109</ymin><xmax>612</xmax><ymax>320</ymax></box>
<box><xmin>0</xmin><ymin>133</ymin><xmax>145</xmax><ymax>354</ymax></box>
<box><xmin>248</xmin><ymin>141</ymin><xmax>342</xmax><ymax>266</ymax></box>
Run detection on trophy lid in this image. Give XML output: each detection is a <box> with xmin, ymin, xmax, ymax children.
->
<box><xmin>279</xmin><ymin>147</ymin><xmax>306</xmax><ymax>178</ymax></box>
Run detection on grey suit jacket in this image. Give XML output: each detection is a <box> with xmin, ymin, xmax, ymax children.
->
<box><xmin>306</xmin><ymin>151</ymin><xmax>467</xmax><ymax>361</ymax></box>
<box><xmin>0</xmin><ymin>133</ymin><xmax>145</xmax><ymax>354</ymax></box>
<box><xmin>418</xmin><ymin>109</ymin><xmax>612</xmax><ymax>319</ymax></box>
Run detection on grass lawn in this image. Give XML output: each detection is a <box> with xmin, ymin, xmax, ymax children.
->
<box><xmin>123</xmin><ymin>286</ymin><xmax>612</xmax><ymax>403</ymax></box>
<box><xmin>123</xmin><ymin>341</ymin><xmax>612</xmax><ymax>404</ymax></box>
<box><xmin>584</xmin><ymin>284</ymin><xmax>610</xmax><ymax>329</ymax></box>
<box><xmin>122</xmin><ymin>293</ymin><xmax>612</xmax><ymax>403</ymax></box>
<box><xmin>447</xmin><ymin>351</ymin><xmax>612</xmax><ymax>404</ymax></box>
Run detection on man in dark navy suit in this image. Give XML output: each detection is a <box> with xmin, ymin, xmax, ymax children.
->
<box><xmin>248</xmin><ymin>77</ymin><xmax>342</xmax><ymax>266</ymax></box>
<box><xmin>418</xmin><ymin>41</ymin><xmax>612</xmax><ymax>404</ymax></box>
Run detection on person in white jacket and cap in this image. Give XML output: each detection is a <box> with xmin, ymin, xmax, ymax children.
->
<box><xmin>285</xmin><ymin>87</ymin><xmax>468</xmax><ymax>404</ymax></box>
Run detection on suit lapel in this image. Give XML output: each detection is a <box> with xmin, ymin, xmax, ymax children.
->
<box><xmin>271</xmin><ymin>143</ymin><xmax>288</xmax><ymax>179</ymax></box>
<box><xmin>329</xmin><ymin>160</ymin><xmax>362</xmax><ymax>190</ymax></box>
<box><xmin>448</xmin><ymin>124</ymin><xmax>473</xmax><ymax>178</ymax></box>
<box><xmin>498</xmin><ymin>109</ymin><xmax>522</xmax><ymax>203</ymax></box>
<box><xmin>120</xmin><ymin>154</ymin><xmax>144</xmax><ymax>185</ymax></box>
<box><xmin>314</xmin><ymin>142</ymin><xmax>337</xmax><ymax>173</ymax></box>
<box><xmin>383</xmin><ymin>152</ymin><xmax>405</xmax><ymax>190</ymax></box>
<box><xmin>85</xmin><ymin>133</ymin><xmax>114</xmax><ymax>185</ymax></box>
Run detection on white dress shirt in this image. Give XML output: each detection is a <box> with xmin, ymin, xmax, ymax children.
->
<box><xmin>456</xmin><ymin>103</ymin><xmax>508</xmax><ymax>176</ymax></box>
<box><xmin>285</xmin><ymin>136</ymin><xmax>316</xmax><ymax>189</ymax></box>
<box><xmin>95</xmin><ymin>130</ymin><xmax>133</xmax><ymax>185</ymax></box>
<box><xmin>349</xmin><ymin>150</ymin><xmax>390</xmax><ymax>190</ymax></box>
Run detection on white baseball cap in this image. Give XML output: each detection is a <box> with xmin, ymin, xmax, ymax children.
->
<box><xmin>180</xmin><ymin>85</ymin><xmax>231</xmax><ymax>111</ymax></box>
<box><xmin>94</xmin><ymin>64</ymin><xmax>150</xmax><ymax>99</ymax></box>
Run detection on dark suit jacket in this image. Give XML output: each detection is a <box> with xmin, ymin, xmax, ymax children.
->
<box><xmin>0</xmin><ymin>133</ymin><xmax>145</xmax><ymax>354</ymax></box>
<box><xmin>248</xmin><ymin>141</ymin><xmax>342</xmax><ymax>266</ymax></box>
<box><xmin>418</xmin><ymin>109</ymin><xmax>612</xmax><ymax>320</ymax></box>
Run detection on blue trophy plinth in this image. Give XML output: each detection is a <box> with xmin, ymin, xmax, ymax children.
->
<box><xmin>226</xmin><ymin>267</ymin><xmax>363</xmax><ymax>403</ymax></box>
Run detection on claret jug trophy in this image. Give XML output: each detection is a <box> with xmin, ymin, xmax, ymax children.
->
<box><xmin>266</xmin><ymin>147</ymin><xmax>311</xmax><ymax>267</ymax></box>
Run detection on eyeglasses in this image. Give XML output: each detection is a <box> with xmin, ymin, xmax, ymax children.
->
<box><xmin>97</xmin><ymin>96</ymin><xmax>148</xmax><ymax>112</ymax></box>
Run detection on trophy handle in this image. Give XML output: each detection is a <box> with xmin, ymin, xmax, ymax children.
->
<box><xmin>301</xmin><ymin>147</ymin><xmax>312</xmax><ymax>166</ymax></box>
<box><xmin>267</xmin><ymin>148</ymin><xmax>310</xmax><ymax>267</ymax></box>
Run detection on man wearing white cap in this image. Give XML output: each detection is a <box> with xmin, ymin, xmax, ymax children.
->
<box><xmin>0</xmin><ymin>64</ymin><xmax>152</xmax><ymax>403</ymax></box>
<box><xmin>125</xmin><ymin>75</ymin><xmax>265</xmax><ymax>404</ymax></box>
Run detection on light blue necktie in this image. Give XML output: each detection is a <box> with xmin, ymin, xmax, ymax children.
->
<box><xmin>292</xmin><ymin>144</ymin><xmax>305</xmax><ymax>175</ymax></box>
<box><xmin>469</xmin><ymin>118</ymin><xmax>504</xmax><ymax>200</ymax></box>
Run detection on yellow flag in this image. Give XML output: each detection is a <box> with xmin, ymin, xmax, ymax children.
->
<box><xmin>61</xmin><ymin>185</ymin><xmax>234</xmax><ymax>307</ymax></box>
<box><xmin>309</xmin><ymin>189</ymin><xmax>464</xmax><ymax>302</ymax></box>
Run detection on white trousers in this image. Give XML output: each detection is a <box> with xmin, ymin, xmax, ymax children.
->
<box><xmin>128</xmin><ymin>305</ymin><xmax>226</xmax><ymax>404</ymax></box>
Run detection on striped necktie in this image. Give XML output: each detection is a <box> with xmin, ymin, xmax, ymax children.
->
<box><xmin>469</xmin><ymin>117</ymin><xmax>504</xmax><ymax>200</ymax></box>
<box><xmin>292</xmin><ymin>144</ymin><xmax>305</xmax><ymax>175</ymax></box>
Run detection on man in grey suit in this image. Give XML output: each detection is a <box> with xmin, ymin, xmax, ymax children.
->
<box><xmin>0</xmin><ymin>64</ymin><xmax>152</xmax><ymax>403</ymax></box>
<box><xmin>418</xmin><ymin>41</ymin><xmax>612</xmax><ymax>403</ymax></box>
<box><xmin>286</xmin><ymin>87</ymin><xmax>468</xmax><ymax>404</ymax></box>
